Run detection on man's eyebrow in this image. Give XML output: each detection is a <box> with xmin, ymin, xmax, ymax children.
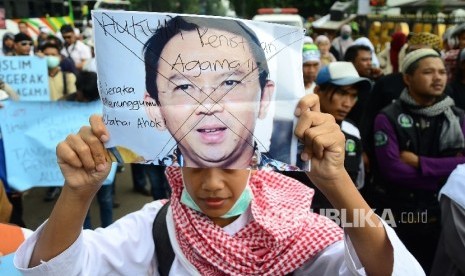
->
<box><xmin>166</xmin><ymin>68</ymin><xmax>251</xmax><ymax>83</ymax></box>
<box><xmin>336</xmin><ymin>86</ymin><xmax>356</xmax><ymax>93</ymax></box>
<box><xmin>167</xmin><ymin>73</ymin><xmax>190</xmax><ymax>83</ymax></box>
<box><xmin>218</xmin><ymin>69</ymin><xmax>249</xmax><ymax>79</ymax></box>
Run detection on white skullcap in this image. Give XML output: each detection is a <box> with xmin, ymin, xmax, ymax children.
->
<box><xmin>315</xmin><ymin>35</ymin><xmax>330</xmax><ymax>45</ymax></box>
<box><xmin>401</xmin><ymin>48</ymin><xmax>440</xmax><ymax>74</ymax></box>
<box><xmin>341</xmin><ymin>24</ymin><xmax>351</xmax><ymax>34</ymax></box>
<box><xmin>303</xmin><ymin>36</ymin><xmax>313</xmax><ymax>44</ymax></box>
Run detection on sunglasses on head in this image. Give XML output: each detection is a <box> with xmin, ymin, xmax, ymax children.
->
<box><xmin>19</xmin><ymin>41</ymin><xmax>32</xmax><ymax>46</ymax></box>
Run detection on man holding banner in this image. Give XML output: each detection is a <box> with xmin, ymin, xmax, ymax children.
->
<box><xmin>14</xmin><ymin>13</ymin><xmax>424</xmax><ymax>275</ymax></box>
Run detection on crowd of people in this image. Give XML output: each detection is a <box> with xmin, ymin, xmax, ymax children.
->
<box><xmin>301</xmin><ymin>23</ymin><xmax>465</xmax><ymax>274</ymax></box>
<box><xmin>0</xmin><ymin>16</ymin><xmax>464</xmax><ymax>275</ymax></box>
<box><xmin>0</xmin><ymin>21</ymin><xmax>170</xmax><ymax>230</ymax></box>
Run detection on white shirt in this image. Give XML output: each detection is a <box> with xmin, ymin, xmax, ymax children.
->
<box><xmin>14</xmin><ymin>201</ymin><xmax>425</xmax><ymax>275</ymax></box>
<box><xmin>439</xmin><ymin>163</ymin><xmax>465</xmax><ymax>209</ymax></box>
<box><xmin>60</xmin><ymin>40</ymin><xmax>91</xmax><ymax>66</ymax></box>
<box><xmin>304</xmin><ymin>82</ymin><xmax>316</xmax><ymax>95</ymax></box>
<box><xmin>83</xmin><ymin>57</ymin><xmax>97</xmax><ymax>73</ymax></box>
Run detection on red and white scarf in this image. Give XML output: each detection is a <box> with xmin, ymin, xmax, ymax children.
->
<box><xmin>166</xmin><ymin>167</ymin><xmax>344</xmax><ymax>275</ymax></box>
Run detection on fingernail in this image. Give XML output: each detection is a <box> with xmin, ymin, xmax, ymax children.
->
<box><xmin>96</xmin><ymin>162</ymin><xmax>106</xmax><ymax>171</ymax></box>
<box><xmin>100</xmin><ymin>135</ymin><xmax>109</xmax><ymax>142</ymax></box>
<box><xmin>294</xmin><ymin>107</ymin><xmax>301</xmax><ymax>116</ymax></box>
<box><xmin>301</xmin><ymin>152</ymin><xmax>309</xmax><ymax>161</ymax></box>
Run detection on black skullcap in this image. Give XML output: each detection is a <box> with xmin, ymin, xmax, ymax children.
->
<box><xmin>14</xmin><ymin>32</ymin><xmax>32</xmax><ymax>43</ymax></box>
<box><xmin>60</xmin><ymin>24</ymin><xmax>74</xmax><ymax>34</ymax></box>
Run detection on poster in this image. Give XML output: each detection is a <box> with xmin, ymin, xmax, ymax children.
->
<box><xmin>0</xmin><ymin>101</ymin><xmax>117</xmax><ymax>191</ymax></box>
<box><xmin>93</xmin><ymin>11</ymin><xmax>305</xmax><ymax>170</ymax></box>
<box><xmin>0</xmin><ymin>56</ymin><xmax>50</xmax><ymax>101</ymax></box>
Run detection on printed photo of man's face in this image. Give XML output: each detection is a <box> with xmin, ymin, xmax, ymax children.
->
<box><xmin>145</xmin><ymin>25</ymin><xmax>274</xmax><ymax>168</ymax></box>
<box><xmin>94</xmin><ymin>12</ymin><xmax>304</xmax><ymax>169</ymax></box>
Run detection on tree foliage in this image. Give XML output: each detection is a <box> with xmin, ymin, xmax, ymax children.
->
<box><xmin>424</xmin><ymin>0</ymin><xmax>442</xmax><ymax>15</ymax></box>
<box><xmin>131</xmin><ymin>0</ymin><xmax>336</xmax><ymax>18</ymax></box>
<box><xmin>230</xmin><ymin>0</ymin><xmax>336</xmax><ymax>19</ymax></box>
<box><xmin>131</xmin><ymin>0</ymin><xmax>228</xmax><ymax>16</ymax></box>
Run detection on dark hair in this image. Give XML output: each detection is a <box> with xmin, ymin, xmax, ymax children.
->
<box><xmin>39</xmin><ymin>41</ymin><xmax>61</xmax><ymax>52</ymax></box>
<box><xmin>76</xmin><ymin>71</ymin><xmax>100</xmax><ymax>101</ymax></box>
<box><xmin>14</xmin><ymin>32</ymin><xmax>32</xmax><ymax>43</ymax></box>
<box><xmin>343</xmin><ymin>44</ymin><xmax>371</xmax><ymax>62</ymax></box>
<box><xmin>318</xmin><ymin>83</ymin><xmax>342</xmax><ymax>102</ymax></box>
<box><xmin>3</xmin><ymin>32</ymin><xmax>14</xmax><ymax>41</ymax></box>
<box><xmin>318</xmin><ymin>81</ymin><xmax>362</xmax><ymax>103</ymax></box>
<box><xmin>45</xmin><ymin>35</ymin><xmax>64</xmax><ymax>50</ymax></box>
<box><xmin>60</xmin><ymin>24</ymin><xmax>74</xmax><ymax>34</ymax></box>
<box><xmin>2</xmin><ymin>32</ymin><xmax>15</xmax><ymax>55</ymax></box>
<box><xmin>143</xmin><ymin>16</ymin><xmax>269</xmax><ymax>104</ymax></box>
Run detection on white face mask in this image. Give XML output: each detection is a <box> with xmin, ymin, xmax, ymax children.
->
<box><xmin>180</xmin><ymin>170</ymin><xmax>253</xmax><ymax>219</ymax></box>
<box><xmin>46</xmin><ymin>56</ymin><xmax>60</xmax><ymax>69</ymax></box>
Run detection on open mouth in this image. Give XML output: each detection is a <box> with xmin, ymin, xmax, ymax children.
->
<box><xmin>198</xmin><ymin>127</ymin><xmax>227</xmax><ymax>133</ymax></box>
<box><xmin>197</xmin><ymin>126</ymin><xmax>227</xmax><ymax>143</ymax></box>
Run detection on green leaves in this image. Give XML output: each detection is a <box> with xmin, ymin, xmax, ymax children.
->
<box><xmin>131</xmin><ymin>0</ymin><xmax>229</xmax><ymax>16</ymax></box>
<box><xmin>131</xmin><ymin>0</ymin><xmax>335</xmax><ymax>20</ymax></box>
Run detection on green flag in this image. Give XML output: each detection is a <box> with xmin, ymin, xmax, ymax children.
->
<box><xmin>68</xmin><ymin>0</ymin><xmax>74</xmax><ymax>22</ymax></box>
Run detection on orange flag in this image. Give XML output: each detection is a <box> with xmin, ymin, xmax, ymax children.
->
<box><xmin>0</xmin><ymin>223</ymin><xmax>25</xmax><ymax>255</ymax></box>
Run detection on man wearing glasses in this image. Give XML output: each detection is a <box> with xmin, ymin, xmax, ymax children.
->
<box><xmin>59</xmin><ymin>24</ymin><xmax>91</xmax><ymax>71</ymax></box>
<box><xmin>12</xmin><ymin>33</ymin><xmax>33</xmax><ymax>56</ymax></box>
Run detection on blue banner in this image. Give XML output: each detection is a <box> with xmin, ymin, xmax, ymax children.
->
<box><xmin>0</xmin><ymin>100</ymin><xmax>116</xmax><ymax>191</ymax></box>
<box><xmin>0</xmin><ymin>56</ymin><xmax>50</xmax><ymax>101</ymax></box>
<box><xmin>0</xmin><ymin>254</ymin><xmax>21</xmax><ymax>276</ymax></box>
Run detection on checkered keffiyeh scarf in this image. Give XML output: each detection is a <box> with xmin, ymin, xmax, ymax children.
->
<box><xmin>166</xmin><ymin>167</ymin><xmax>344</xmax><ymax>275</ymax></box>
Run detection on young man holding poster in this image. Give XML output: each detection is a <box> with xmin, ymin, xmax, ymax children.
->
<box><xmin>14</xmin><ymin>93</ymin><xmax>424</xmax><ymax>275</ymax></box>
<box><xmin>14</xmin><ymin>14</ymin><xmax>424</xmax><ymax>275</ymax></box>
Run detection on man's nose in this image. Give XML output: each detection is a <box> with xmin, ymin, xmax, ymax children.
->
<box><xmin>201</xmin><ymin>168</ymin><xmax>225</xmax><ymax>192</ymax></box>
<box><xmin>433</xmin><ymin>71</ymin><xmax>444</xmax><ymax>80</ymax></box>
<box><xmin>342</xmin><ymin>98</ymin><xmax>351</xmax><ymax>107</ymax></box>
<box><xmin>342</xmin><ymin>95</ymin><xmax>355</xmax><ymax>107</ymax></box>
<box><xmin>196</xmin><ymin>86</ymin><xmax>224</xmax><ymax>115</ymax></box>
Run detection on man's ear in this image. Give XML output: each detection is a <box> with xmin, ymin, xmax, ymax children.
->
<box><xmin>258</xmin><ymin>80</ymin><xmax>275</xmax><ymax>119</ymax></box>
<box><xmin>144</xmin><ymin>91</ymin><xmax>166</xmax><ymax>131</ymax></box>
<box><xmin>403</xmin><ymin>74</ymin><xmax>411</xmax><ymax>88</ymax></box>
<box><xmin>314</xmin><ymin>85</ymin><xmax>321</xmax><ymax>96</ymax></box>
